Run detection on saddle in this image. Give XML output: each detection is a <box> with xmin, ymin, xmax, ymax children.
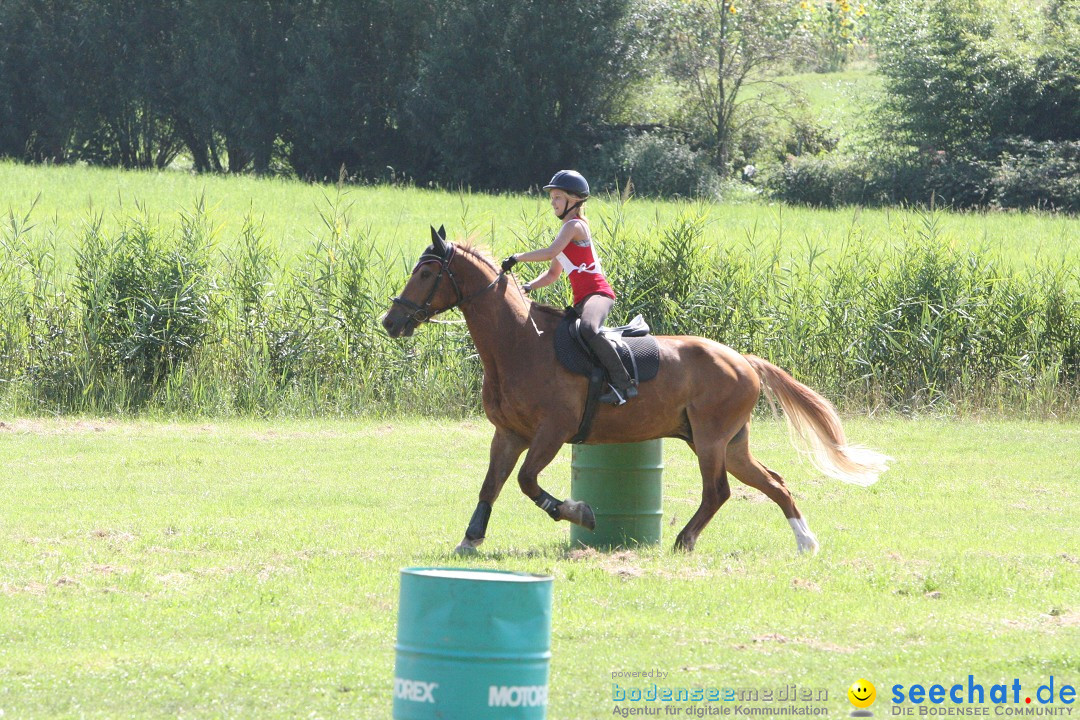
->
<box><xmin>554</xmin><ymin>309</ymin><xmax>661</xmax><ymax>444</ymax></box>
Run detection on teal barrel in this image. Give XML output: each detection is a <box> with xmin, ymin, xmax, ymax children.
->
<box><xmin>393</xmin><ymin>567</ymin><xmax>554</xmax><ymax>719</ymax></box>
<box><xmin>570</xmin><ymin>440</ymin><xmax>663</xmax><ymax>549</ymax></box>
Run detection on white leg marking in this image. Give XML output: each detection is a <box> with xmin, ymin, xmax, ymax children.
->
<box><xmin>789</xmin><ymin>516</ymin><xmax>820</xmax><ymax>555</ymax></box>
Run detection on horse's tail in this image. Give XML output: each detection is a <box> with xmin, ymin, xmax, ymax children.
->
<box><xmin>744</xmin><ymin>354</ymin><xmax>890</xmax><ymax>486</ymax></box>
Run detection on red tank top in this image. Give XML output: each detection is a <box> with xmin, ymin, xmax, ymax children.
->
<box><xmin>555</xmin><ymin>221</ymin><xmax>615</xmax><ymax>305</ymax></box>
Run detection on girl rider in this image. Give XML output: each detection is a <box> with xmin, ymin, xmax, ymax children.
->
<box><xmin>501</xmin><ymin>170</ymin><xmax>637</xmax><ymax>405</ymax></box>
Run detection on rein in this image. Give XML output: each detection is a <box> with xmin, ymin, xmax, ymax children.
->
<box><xmin>391</xmin><ymin>243</ymin><xmax>505</xmax><ymax>326</ymax></box>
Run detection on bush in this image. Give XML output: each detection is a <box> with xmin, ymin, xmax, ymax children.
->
<box><xmin>0</xmin><ymin>0</ymin><xmax>644</xmax><ymax>186</ymax></box>
<box><xmin>74</xmin><ymin>212</ymin><xmax>213</xmax><ymax>394</ymax></box>
<box><xmin>766</xmin><ymin>154</ymin><xmax>870</xmax><ymax>207</ymax></box>
<box><xmin>990</xmin><ymin>139</ymin><xmax>1080</xmax><ymax>212</ymax></box>
<box><xmin>766</xmin><ymin>139</ymin><xmax>1079</xmax><ymax>212</ymax></box>
<box><xmin>590</xmin><ymin>132</ymin><xmax>720</xmax><ymax>198</ymax></box>
<box><xmin>281</xmin><ymin>1</ymin><xmax>432</xmax><ymax>181</ymax></box>
<box><xmin>875</xmin><ymin>0</ymin><xmax>1079</xmax><ymax>153</ymax></box>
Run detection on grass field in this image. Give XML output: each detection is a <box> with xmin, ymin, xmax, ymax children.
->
<box><xmin>1</xmin><ymin>417</ymin><xmax>1076</xmax><ymax>719</ymax></box>
<box><xmin>3</xmin><ymin>161</ymin><xmax>1078</xmax><ymax>271</ymax></box>
<box><xmin>782</xmin><ymin>66</ymin><xmax>884</xmax><ymax>136</ymax></box>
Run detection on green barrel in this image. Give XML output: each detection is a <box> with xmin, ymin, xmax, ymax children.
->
<box><xmin>570</xmin><ymin>440</ymin><xmax>663</xmax><ymax>549</ymax></box>
<box><xmin>393</xmin><ymin>567</ymin><xmax>553</xmax><ymax>719</ymax></box>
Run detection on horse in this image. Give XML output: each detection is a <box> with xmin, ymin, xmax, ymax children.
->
<box><xmin>381</xmin><ymin>227</ymin><xmax>890</xmax><ymax>555</ymax></box>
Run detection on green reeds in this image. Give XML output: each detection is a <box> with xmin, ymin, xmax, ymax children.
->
<box><xmin>0</xmin><ymin>198</ymin><xmax>1077</xmax><ymax>418</ymax></box>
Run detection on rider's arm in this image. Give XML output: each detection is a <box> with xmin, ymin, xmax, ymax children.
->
<box><xmin>524</xmin><ymin>260</ymin><xmax>562</xmax><ymax>293</ymax></box>
<box><xmin>514</xmin><ymin>221</ymin><xmax>583</xmax><ymax>263</ymax></box>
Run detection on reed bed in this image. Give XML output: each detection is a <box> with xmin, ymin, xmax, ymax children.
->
<box><xmin>1</xmin><ymin>194</ymin><xmax>1077</xmax><ymax>418</ymax></box>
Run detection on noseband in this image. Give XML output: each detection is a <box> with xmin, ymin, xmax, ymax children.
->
<box><xmin>391</xmin><ymin>243</ymin><xmax>503</xmax><ymax>326</ymax></box>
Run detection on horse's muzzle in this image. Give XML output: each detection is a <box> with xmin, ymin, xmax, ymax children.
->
<box><xmin>382</xmin><ymin>311</ymin><xmax>416</xmax><ymax>338</ymax></box>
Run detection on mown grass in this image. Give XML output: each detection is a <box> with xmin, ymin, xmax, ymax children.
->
<box><xmin>3</xmin><ymin>161</ymin><xmax>1078</xmax><ymax>269</ymax></box>
<box><xmin>0</xmin><ymin>417</ymin><xmax>1076</xmax><ymax>719</ymax></box>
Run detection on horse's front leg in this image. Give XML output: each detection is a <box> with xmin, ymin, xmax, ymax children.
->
<box><xmin>455</xmin><ymin>428</ymin><xmax>529</xmax><ymax>554</ymax></box>
<box><xmin>518</xmin><ymin>429</ymin><xmax>596</xmax><ymax>531</ymax></box>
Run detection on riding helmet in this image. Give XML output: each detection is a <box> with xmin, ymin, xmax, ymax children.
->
<box><xmin>543</xmin><ymin>170</ymin><xmax>590</xmax><ymax>198</ymax></box>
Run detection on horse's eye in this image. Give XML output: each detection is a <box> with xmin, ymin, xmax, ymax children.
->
<box><xmin>419</xmin><ymin>269</ymin><xmax>432</xmax><ymax>280</ymax></box>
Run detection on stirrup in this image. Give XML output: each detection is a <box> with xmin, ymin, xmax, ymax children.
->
<box><xmin>599</xmin><ymin>384</ymin><xmax>637</xmax><ymax>406</ymax></box>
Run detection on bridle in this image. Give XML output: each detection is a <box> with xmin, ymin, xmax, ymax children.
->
<box><xmin>391</xmin><ymin>243</ymin><xmax>505</xmax><ymax>326</ymax></box>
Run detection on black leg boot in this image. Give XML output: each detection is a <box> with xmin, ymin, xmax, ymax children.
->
<box><xmin>586</xmin><ymin>334</ymin><xmax>638</xmax><ymax>405</ymax></box>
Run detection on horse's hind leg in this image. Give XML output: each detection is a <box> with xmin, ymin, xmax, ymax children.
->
<box><xmin>674</xmin><ymin>440</ymin><xmax>731</xmax><ymax>552</ymax></box>
<box><xmin>455</xmin><ymin>428</ymin><xmax>529</xmax><ymax>554</ymax></box>
<box><xmin>726</xmin><ymin>423</ymin><xmax>820</xmax><ymax>554</ymax></box>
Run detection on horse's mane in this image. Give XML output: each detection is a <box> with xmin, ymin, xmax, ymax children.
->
<box><xmin>531</xmin><ymin>303</ymin><xmax>567</xmax><ymax>317</ymax></box>
<box><xmin>456</xmin><ymin>240</ymin><xmax>499</xmax><ymax>272</ymax></box>
<box><xmin>456</xmin><ymin>241</ymin><xmax>567</xmax><ymax>318</ymax></box>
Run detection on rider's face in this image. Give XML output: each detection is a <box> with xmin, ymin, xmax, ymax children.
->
<box><xmin>548</xmin><ymin>189</ymin><xmax>571</xmax><ymax>215</ymax></box>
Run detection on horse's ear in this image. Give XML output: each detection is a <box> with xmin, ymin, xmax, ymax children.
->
<box><xmin>437</xmin><ymin>225</ymin><xmax>447</xmax><ymax>241</ymax></box>
<box><xmin>430</xmin><ymin>225</ymin><xmax>446</xmax><ymax>253</ymax></box>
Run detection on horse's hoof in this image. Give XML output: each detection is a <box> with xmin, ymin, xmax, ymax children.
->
<box><xmin>454</xmin><ymin>537</ymin><xmax>482</xmax><ymax>555</ymax></box>
<box><xmin>673</xmin><ymin>534</ymin><xmax>695</xmax><ymax>553</ymax></box>
<box><xmin>796</xmin><ymin>538</ymin><xmax>820</xmax><ymax>555</ymax></box>
<box><xmin>559</xmin><ymin>499</ymin><xmax>595</xmax><ymax>530</ymax></box>
<box><xmin>580</xmin><ymin>503</ymin><xmax>596</xmax><ymax>531</ymax></box>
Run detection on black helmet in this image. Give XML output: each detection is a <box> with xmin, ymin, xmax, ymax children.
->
<box><xmin>543</xmin><ymin>170</ymin><xmax>590</xmax><ymax>198</ymax></box>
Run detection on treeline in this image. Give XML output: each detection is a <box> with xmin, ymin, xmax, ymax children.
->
<box><xmin>0</xmin><ymin>0</ymin><xmax>639</xmax><ymax>188</ymax></box>
<box><xmin>772</xmin><ymin>0</ymin><xmax>1080</xmax><ymax>212</ymax></box>
<box><xmin>1</xmin><ymin>0</ymin><xmax>1078</xmax><ymax>210</ymax></box>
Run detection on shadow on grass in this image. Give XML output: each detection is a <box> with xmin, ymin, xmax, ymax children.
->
<box><xmin>419</xmin><ymin>541</ymin><xmax>672</xmax><ymax>564</ymax></box>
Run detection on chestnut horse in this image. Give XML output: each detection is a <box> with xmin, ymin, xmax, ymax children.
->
<box><xmin>381</xmin><ymin>228</ymin><xmax>889</xmax><ymax>554</ymax></box>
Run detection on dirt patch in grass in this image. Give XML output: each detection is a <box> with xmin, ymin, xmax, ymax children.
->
<box><xmin>568</xmin><ymin>547</ymin><xmax>601</xmax><ymax>561</ymax></box>
<box><xmin>92</xmin><ymin>564</ymin><xmax>131</xmax><ymax>576</ymax></box>
<box><xmin>565</xmin><ymin>547</ymin><xmax>665</xmax><ymax>579</ymax></box>
<box><xmin>0</xmin><ymin>419</ymin><xmax>118</xmax><ymax>434</ymax></box>
<box><xmin>1001</xmin><ymin>610</ymin><xmax>1080</xmax><ymax>633</ymax></box>
<box><xmin>1</xmin><ymin>581</ymin><xmax>48</xmax><ymax>596</ymax></box>
<box><xmin>90</xmin><ymin>529</ymin><xmax>137</xmax><ymax>543</ymax></box>
<box><xmin>735</xmin><ymin>633</ymin><xmax>857</xmax><ymax>654</ymax></box>
<box><xmin>257</xmin><ymin>565</ymin><xmax>295</xmax><ymax>582</ymax></box>
<box><xmin>1046</xmin><ymin>610</ymin><xmax>1080</xmax><ymax>628</ymax></box>
<box><xmin>156</xmin><ymin>572</ymin><xmax>193</xmax><ymax>587</ymax></box>
<box><xmin>600</xmin><ymin>550</ymin><xmax>646</xmax><ymax>579</ymax></box>
<box><xmin>732</xmin><ymin>486</ymin><xmax>770</xmax><ymax>503</ymax></box>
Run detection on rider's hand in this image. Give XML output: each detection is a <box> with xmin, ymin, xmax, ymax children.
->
<box><xmin>523</xmin><ymin>283</ymin><xmax>533</xmax><ymax>294</ymax></box>
<box><xmin>501</xmin><ymin>255</ymin><xmax>518</xmax><ymax>272</ymax></box>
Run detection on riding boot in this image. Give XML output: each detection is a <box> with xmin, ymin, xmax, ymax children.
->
<box><xmin>586</xmin><ymin>333</ymin><xmax>638</xmax><ymax>405</ymax></box>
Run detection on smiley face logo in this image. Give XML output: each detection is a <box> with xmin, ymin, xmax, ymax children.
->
<box><xmin>848</xmin><ymin>679</ymin><xmax>876</xmax><ymax>709</ymax></box>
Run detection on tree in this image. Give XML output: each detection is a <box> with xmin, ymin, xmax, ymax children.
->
<box><xmin>653</xmin><ymin>0</ymin><xmax>812</xmax><ymax>173</ymax></box>
<box><xmin>173</xmin><ymin>0</ymin><xmax>296</xmax><ymax>174</ymax></box>
<box><xmin>70</xmin><ymin>0</ymin><xmax>184</xmax><ymax>169</ymax></box>
<box><xmin>408</xmin><ymin>0</ymin><xmax>644</xmax><ymax>189</ymax></box>
<box><xmin>281</xmin><ymin>0</ymin><xmax>435</xmax><ymax>181</ymax></box>
<box><xmin>0</xmin><ymin>0</ymin><xmax>86</xmax><ymax>162</ymax></box>
<box><xmin>875</xmin><ymin>0</ymin><xmax>1080</xmax><ymax>154</ymax></box>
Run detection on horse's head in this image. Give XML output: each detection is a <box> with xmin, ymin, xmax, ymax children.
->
<box><xmin>382</xmin><ymin>225</ymin><xmax>465</xmax><ymax>338</ymax></box>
